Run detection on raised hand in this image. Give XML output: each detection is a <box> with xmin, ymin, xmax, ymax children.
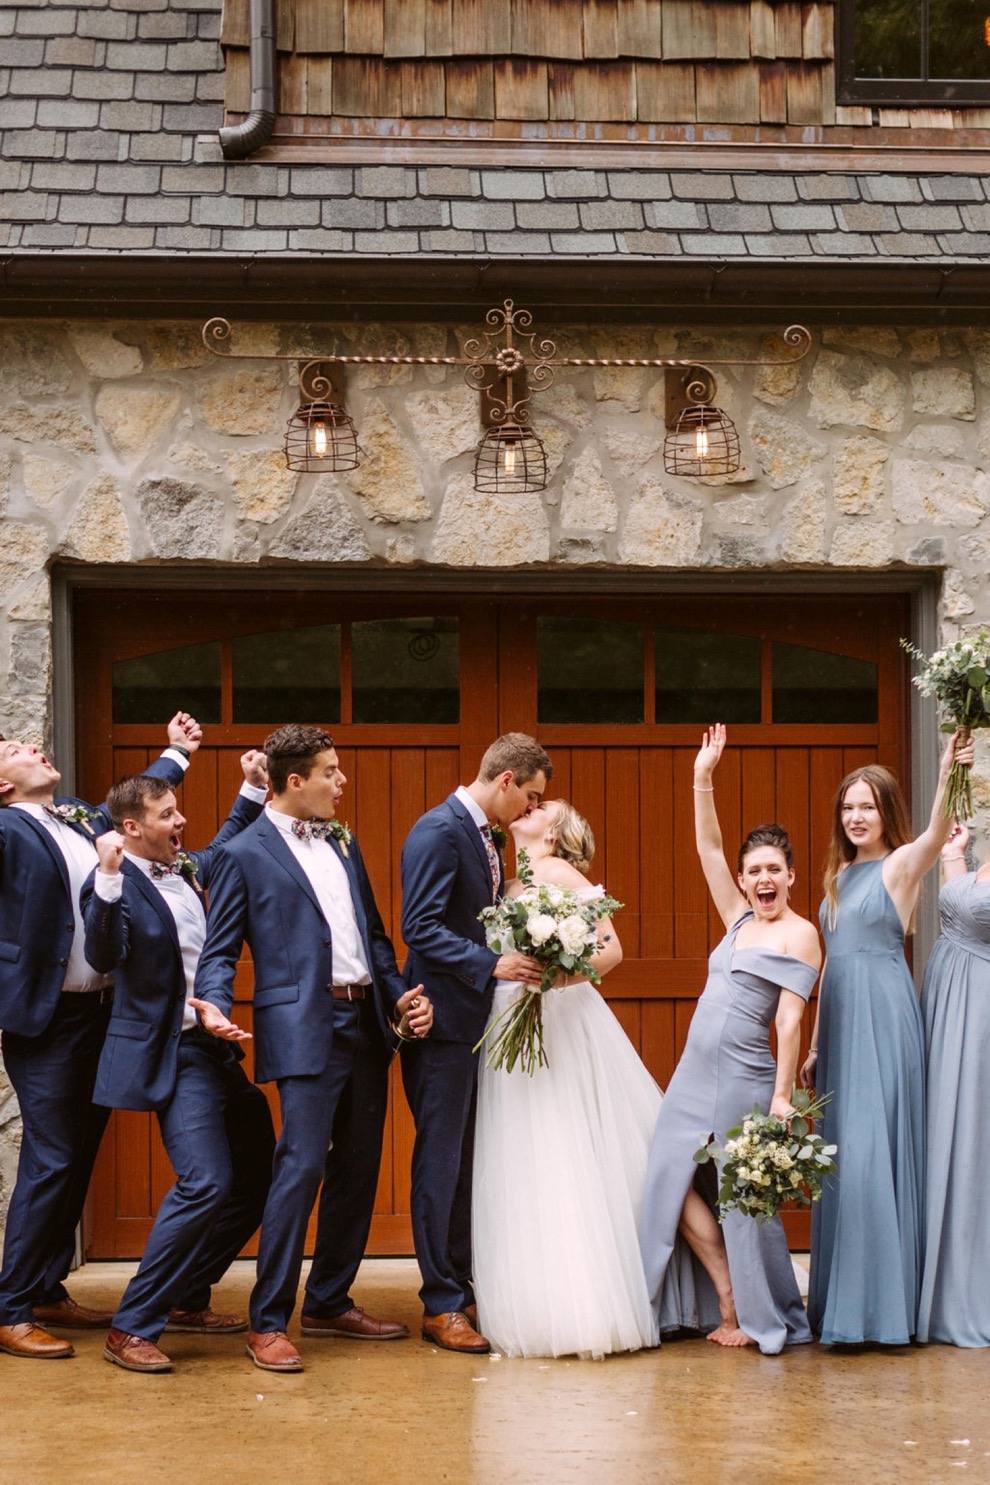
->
<box><xmin>240</xmin><ymin>749</ymin><xmax>269</xmax><ymax>789</ymax></box>
<box><xmin>694</xmin><ymin>723</ymin><xmax>726</xmax><ymax>784</ymax></box>
<box><xmin>166</xmin><ymin>712</ymin><xmax>203</xmax><ymax>754</ymax></box>
<box><xmin>95</xmin><ymin>829</ymin><xmax>125</xmax><ymax>875</ymax></box>
<box><xmin>187</xmin><ymin>997</ymin><xmax>252</xmax><ymax>1042</ymax></box>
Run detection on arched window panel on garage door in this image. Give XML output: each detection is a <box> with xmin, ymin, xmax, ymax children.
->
<box><xmin>351</xmin><ymin>617</ymin><xmax>460</xmax><ymax>724</ymax></box>
<box><xmin>231</xmin><ymin>625</ymin><xmax>341</xmax><ymax>724</ymax></box>
<box><xmin>112</xmin><ymin>642</ymin><xmax>222</xmax><ymax>724</ymax></box>
<box><xmin>537</xmin><ymin>617</ymin><xmax>644</xmax><ymax>724</ymax></box>
<box><xmin>772</xmin><ymin>642</ymin><xmax>878</xmax><ymax>724</ymax></box>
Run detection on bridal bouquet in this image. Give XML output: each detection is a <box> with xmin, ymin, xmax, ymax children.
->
<box><xmin>693</xmin><ymin>1087</ymin><xmax>837</xmax><ymax>1225</ymax></box>
<box><xmin>474</xmin><ymin>850</ymin><xmax>621</xmax><ymax>1075</ymax></box>
<box><xmin>902</xmin><ymin>632</ymin><xmax>990</xmax><ymax>818</ymax></box>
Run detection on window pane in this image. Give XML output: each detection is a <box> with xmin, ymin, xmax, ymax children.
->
<box><xmin>232</xmin><ymin>626</ymin><xmax>341</xmax><ymax>724</ymax></box>
<box><xmin>352</xmin><ymin>618</ymin><xmax>459</xmax><ymax>724</ymax></box>
<box><xmin>772</xmin><ymin>642</ymin><xmax>878</xmax><ymax>723</ymax></box>
<box><xmin>855</xmin><ymin>0</ymin><xmax>922</xmax><ymax>77</ymax></box>
<box><xmin>655</xmin><ymin>628</ymin><xmax>761</xmax><ymax>724</ymax></box>
<box><xmin>931</xmin><ymin>0</ymin><xmax>990</xmax><ymax>78</ymax></box>
<box><xmin>112</xmin><ymin>643</ymin><xmax>222</xmax><ymax>724</ymax></box>
<box><xmin>538</xmin><ymin>618</ymin><xmax>643</xmax><ymax>724</ymax></box>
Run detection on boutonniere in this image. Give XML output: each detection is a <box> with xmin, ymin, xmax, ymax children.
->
<box><xmin>176</xmin><ymin>851</ymin><xmax>203</xmax><ymax>894</ymax></box>
<box><xmin>328</xmin><ymin>820</ymin><xmax>352</xmax><ymax>857</ymax></box>
<box><xmin>46</xmin><ymin>802</ymin><xmax>101</xmax><ymax>836</ymax></box>
<box><xmin>489</xmin><ymin>823</ymin><xmax>507</xmax><ymax>852</ymax></box>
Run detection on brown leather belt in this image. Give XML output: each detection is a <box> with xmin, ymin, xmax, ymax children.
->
<box><xmin>331</xmin><ymin>983</ymin><xmax>367</xmax><ymax>1000</ymax></box>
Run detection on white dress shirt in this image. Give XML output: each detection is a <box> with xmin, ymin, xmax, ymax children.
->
<box><xmin>266</xmin><ymin>804</ymin><xmax>371</xmax><ymax>987</ymax></box>
<box><xmin>94</xmin><ymin>854</ymin><xmax>206</xmax><ymax>1030</ymax></box>
<box><xmin>13</xmin><ymin>802</ymin><xmax>110</xmax><ymax>993</ymax></box>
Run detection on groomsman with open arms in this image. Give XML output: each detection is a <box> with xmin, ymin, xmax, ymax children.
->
<box><xmin>399</xmin><ymin>733</ymin><xmax>551</xmax><ymax>1353</ymax></box>
<box><xmin>82</xmin><ymin>750</ymin><xmax>272</xmax><ymax>1373</ymax></box>
<box><xmin>0</xmin><ymin>714</ymin><xmax>199</xmax><ymax>1360</ymax></box>
<box><xmin>191</xmin><ymin>724</ymin><xmax>433</xmax><ymax>1373</ymax></box>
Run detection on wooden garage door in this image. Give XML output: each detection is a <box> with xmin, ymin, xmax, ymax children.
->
<box><xmin>73</xmin><ymin>588</ymin><xmax>909</xmax><ymax>1257</ymax></box>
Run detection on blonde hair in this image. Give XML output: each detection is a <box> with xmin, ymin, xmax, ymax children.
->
<box><xmin>822</xmin><ymin>764</ymin><xmax>912</xmax><ymax>927</ymax></box>
<box><xmin>545</xmin><ymin>798</ymin><xmax>595</xmax><ymax>874</ymax></box>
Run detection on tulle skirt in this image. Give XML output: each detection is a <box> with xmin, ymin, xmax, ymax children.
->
<box><xmin>473</xmin><ymin>980</ymin><xmax>663</xmax><ymax>1359</ymax></box>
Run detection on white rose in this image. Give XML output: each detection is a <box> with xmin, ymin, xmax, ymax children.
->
<box><xmin>557</xmin><ymin>914</ymin><xmax>591</xmax><ymax>956</ymax></box>
<box><xmin>526</xmin><ymin>913</ymin><xmax>558</xmax><ymax>947</ymax></box>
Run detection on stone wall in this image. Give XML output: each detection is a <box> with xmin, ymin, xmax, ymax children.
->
<box><xmin>1</xmin><ymin>310</ymin><xmax>989</xmax><ymax>1222</ymax></box>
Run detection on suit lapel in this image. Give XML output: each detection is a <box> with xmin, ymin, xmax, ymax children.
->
<box><xmin>447</xmin><ymin>793</ymin><xmax>498</xmax><ymax>902</ymax></box>
<box><xmin>331</xmin><ymin>836</ymin><xmax>368</xmax><ymax>939</ymax></box>
<box><xmin>123</xmin><ymin>858</ymin><xmax>184</xmax><ymax>957</ymax></box>
<box><xmin>19</xmin><ymin>810</ymin><xmax>73</xmax><ymax>897</ymax></box>
<box><xmin>256</xmin><ymin>813</ymin><xmax>327</xmax><ymax>921</ymax></box>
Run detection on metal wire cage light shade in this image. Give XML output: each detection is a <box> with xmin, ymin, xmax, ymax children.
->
<box><xmin>663</xmin><ymin>404</ymin><xmax>741</xmax><ymax>478</ymax></box>
<box><xmin>284</xmin><ymin>398</ymin><xmax>361</xmax><ymax>473</ymax></box>
<box><xmin>473</xmin><ymin>421</ymin><xmax>548</xmax><ymax>494</ymax></box>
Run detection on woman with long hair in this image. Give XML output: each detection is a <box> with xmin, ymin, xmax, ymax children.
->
<box><xmin>803</xmin><ymin>733</ymin><xmax>973</xmax><ymax>1346</ymax></box>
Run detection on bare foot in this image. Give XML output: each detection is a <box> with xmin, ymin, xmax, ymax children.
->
<box><xmin>706</xmin><ymin>1324</ymin><xmax>757</xmax><ymax>1348</ymax></box>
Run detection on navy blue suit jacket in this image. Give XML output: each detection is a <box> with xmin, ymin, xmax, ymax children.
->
<box><xmin>0</xmin><ymin>755</ymin><xmax>185</xmax><ymax>1039</ymax></box>
<box><xmin>80</xmin><ymin>790</ymin><xmax>263</xmax><ymax>1113</ymax></box>
<box><xmin>400</xmin><ymin>793</ymin><xmax>501</xmax><ymax>1045</ymax></box>
<box><xmin>193</xmin><ymin>814</ymin><xmax>406</xmax><ymax>1085</ymax></box>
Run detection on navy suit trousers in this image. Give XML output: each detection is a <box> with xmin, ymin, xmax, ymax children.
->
<box><xmin>113</xmin><ymin>1030</ymin><xmax>275</xmax><ymax>1341</ymax></box>
<box><xmin>400</xmin><ymin>1038</ymin><xmax>479</xmax><ymax>1317</ymax></box>
<box><xmin>0</xmin><ymin>992</ymin><xmax>112</xmax><ymax>1325</ymax></box>
<box><xmin>252</xmin><ymin>997</ymin><xmax>390</xmax><ymax>1333</ymax></box>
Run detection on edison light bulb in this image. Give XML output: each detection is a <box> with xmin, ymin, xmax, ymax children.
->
<box><xmin>311</xmin><ymin>420</ymin><xmax>328</xmax><ymax>458</ymax></box>
<box><xmin>503</xmin><ymin>440</ymin><xmax>517</xmax><ymax>476</ymax></box>
<box><xmin>695</xmin><ymin>423</ymin><xmax>710</xmax><ymax>460</ymax></box>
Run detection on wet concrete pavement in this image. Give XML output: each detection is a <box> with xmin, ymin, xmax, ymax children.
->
<box><xmin>3</xmin><ymin>1260</ymin><xmax>987</xmax><ymax>1485</ymax></box>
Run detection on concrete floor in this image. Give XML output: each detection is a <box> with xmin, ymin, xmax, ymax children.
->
<box><xmin>3</xmin><ymin>1259</ymin><xmax>988</xmax><ymax>1485</ymax></box>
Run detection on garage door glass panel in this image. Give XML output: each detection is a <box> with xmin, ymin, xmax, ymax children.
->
<box><xmin>772</xmin><ymin>642</ymin><xmax>878</xmax><ymax>723</ymax></box>
<box><xmin>538</xmin><ymin>618</ymin><xmax>644</xmax><ymax>724</ymax></box>
<box><xmin>232</xmin><ymin>626</ymin><xmax>341</xmax><ymax>724</ymax></box>
<box><xmin>655</xmin><ymin>628</ymin><xmax>761</xmax><ymax>723</ymax></box>
<box><xmin>352</xmin><ymin>617</ymin><xmax>459</xmax><ymax>723</ymax></box>
<box><xmin>112</xmin><ymin>642</ymin><xmax>222</xmax><ymax>724</ymax></box>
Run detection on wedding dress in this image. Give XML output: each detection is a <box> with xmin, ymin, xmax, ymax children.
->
<box><xmin>472</xmin><ymin>886</ymin><xmax>662</xmax><ymax>1360</ymax></box>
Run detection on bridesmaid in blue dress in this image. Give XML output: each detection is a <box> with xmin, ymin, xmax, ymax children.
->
<box><xmin>639</xmin><ymin>725</ymin><xmax>821</xmax><ymax>1354</ymax></box>
<box><xmin>803</xmin><ymin>731</ymin><xmax>973</xmax><ymax>1347</ymax></box>
<box><xmin>917</xmin><ymin>821</ymin><xmax>990</xmax><ymax>1347</ymax></box>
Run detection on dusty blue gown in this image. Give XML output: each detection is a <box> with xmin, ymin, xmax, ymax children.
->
<box><xmin>918</xmin><ymin>872</ymin><xmax>990</xmax><ymax>1347</ymax></box>
<box><xmin>808</xmin><ymin>859</ymin><xmax>925</xmax><ymax>1345</ymax></box>
<box><xmin>639</xmin><ymin>912</ymin><xmax>815</xmax><ymax>1355</ymax></box>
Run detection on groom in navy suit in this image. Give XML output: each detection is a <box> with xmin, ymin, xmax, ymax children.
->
<box><xmin>400</xmin><ymin>733</ymin><xmax>552</xmax><ymax>1353</ymax></box>
<box><xmin>0</xmin><ymin>714</ymin><xmax>198</xmax><ymax>1360</ymax></box>
<box><xmin>192</xmin><ymin>724</ymin><xmax>433</xmax><ymax>1372</ymax></box>
<box><xmin>82</xmin><ymin>752</ymin><xmax>272</xmax><ymax>1373</ymax></box>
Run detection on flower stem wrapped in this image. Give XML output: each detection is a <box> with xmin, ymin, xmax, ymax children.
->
<box><xmin>693</xmin><ymin>1086</ymin><xmax>837</xmax><ymax>1224</ymax></box>
<box><xmin>901</xmin><ymin>633</ymin><xmax>990</xmax><ymax>819</ymax></box>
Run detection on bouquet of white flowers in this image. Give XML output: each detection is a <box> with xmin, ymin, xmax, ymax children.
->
<box><xmin>693</xmin><ymin>1087</ymin><xmax>837</xmax><ymax>1225</ymax></box>
<box><xmin>474</xmin><ymin>850</ymin><xmax>621</xmax><ymax>1075</ymax></box>
<box><xmin>902</xmin><ymin>632</ymin><xmax>990</xmax><ymax>819</ymax></box>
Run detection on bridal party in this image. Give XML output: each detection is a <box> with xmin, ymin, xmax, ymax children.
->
<box><xmin>0</xmin><ymin>703</ymin><xmax>985</xmax><ymax>1373</ymax></box>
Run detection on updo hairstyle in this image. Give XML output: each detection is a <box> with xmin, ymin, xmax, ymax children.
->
<box><xmin>545</xmin><ymin>798</ymin><xmax>595</xmax><ymax>874</ymax></box>
<box><xmin>736</xmin><ymin>822</ymin><xmax>794</xmax><ymax>874</ymax></box>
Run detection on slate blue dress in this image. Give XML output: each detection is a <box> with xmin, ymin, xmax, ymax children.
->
<box><xmin>808</xmin><ymin>858</ymin><xmax>925</xmax><ymax>1345</ymax></box>
<box><xmin>639</xmin><ymin>911</ymin><xmax>815</xmax><ymax>1355</ymax></box>
<box><xmin>918</xmin><ymin>872</ymin><xmax>990</xmax><ymax>1347</ymax></box>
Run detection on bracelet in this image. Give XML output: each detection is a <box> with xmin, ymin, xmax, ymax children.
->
<box><xmin>169</xmin><ymin>744</ymin><xmax>191</xmax><ymax>759</ymax></box>
<box><xmin>809</xmin><ymin>1045</ymin><xmax>818</xmax><ymax>1053</ymax></box>
<box><xmin>942</xmin><ymin>854</ymin><xmax>966</xmax><ymax>861</ymax></box>
<box><xmin>693</xmin><ymin>785</ymin><xmax>714</xmax><ymax>793</ymax></box>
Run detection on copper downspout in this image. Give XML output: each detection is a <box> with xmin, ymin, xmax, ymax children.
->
<box><xmin>219</xmin><ymin>0</ymin><xmax>276</xmax><ymax>160</ymax></box>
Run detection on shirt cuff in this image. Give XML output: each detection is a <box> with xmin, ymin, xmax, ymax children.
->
<box><xmin>94</xmin><ymin>871</ymin><xmax>123</xmax><ymax>902</ymax></box>
<box><xmin>240</xmin><ymin>782</ymin><xmax>269</xmax><ymax>803</ymax></box>
<box><xmin>162</xmin><ymin>747</ymin><xmax>191</xmax><ymax>772</ymax></box>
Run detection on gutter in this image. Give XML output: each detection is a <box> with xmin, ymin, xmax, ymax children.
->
<box><xmin>219</xmin><ymin>0</ymin><xmax>276</xmax><ymax>161</ymax></box>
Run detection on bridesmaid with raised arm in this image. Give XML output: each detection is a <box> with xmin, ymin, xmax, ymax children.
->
<box><xmin>917</xmin><ymin>821</ymin><xmax>990</xmax><ymax>1347</ymax></box>
<box><xmin>639</xmin><ymin>724</ymin><xmax>821</xmax><ymax>1354</ymax></box>
<box><xmin>803</xmin><ymin>731</ymin><xmax>973</xmax><ymax>1347</ymax></box>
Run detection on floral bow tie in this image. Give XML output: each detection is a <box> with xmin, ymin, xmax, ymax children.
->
<box><xmin>44</xmin><ymin>802</ymin><xmax>99</xmax><ymax>835</ymax></box>
<box><xmin>150</xmin><ymin>853</ymin><xmax>202</xmax><ymax>893</ymax></box>
<box><xmin>149</xmin><ymin>860</ymin><xmax>182</xmax><ymax>879</ymax></box>
<box><xmin>290</xmin><ymin>818</ymin><xmax>353</xmax><ymax>854</ymax></box>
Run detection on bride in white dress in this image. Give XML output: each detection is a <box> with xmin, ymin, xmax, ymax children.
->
<box><xmin>472</xmin><ymin>798</ymin><xmax>662</xmax><ymax>1360</ymax></box>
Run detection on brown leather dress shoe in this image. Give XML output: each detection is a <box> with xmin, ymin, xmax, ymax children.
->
<box><xmin>34</xmin><ymin>1296</ymin><xmax>115</xmax><ymax>1329</ymax></box>
<box><xmin>103</xmin><ymin>1328</ymin><xmax>173</xmax><ymax>1373</ymax></box>
<box><xmin>460</xmin><ymin>1303</ymin><xmax>479</xmax><ymax>1330</ymax></box>
<box><xmin>421</xmin><ymin>1311</ymin><xmax>491</xmax><ymax>1354</ymax></box>
<box><xmin>0</xmin><ymin>1322</ymin><xmax>74</xmax><ymax>1359</ymax></box>
<box><xmin>301</xmin><ymin>1306</ymin><xmax>409</xmax><ymax>1340</ymax></box>
<box><xmin>245</xmin><ymin>1330</ymin><xmax>304</xmax><ymax>1372</ymax></box>
<box><xmin>166</xmin><ymin>1307</ymin><xmax>248</xmax><ymax>1334</ymax></box>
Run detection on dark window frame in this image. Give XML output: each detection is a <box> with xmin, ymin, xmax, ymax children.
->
<box><xmin>836</xmin><ymin>0</ymin><xmax>990</xmax><ymax>105</ymax></box>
